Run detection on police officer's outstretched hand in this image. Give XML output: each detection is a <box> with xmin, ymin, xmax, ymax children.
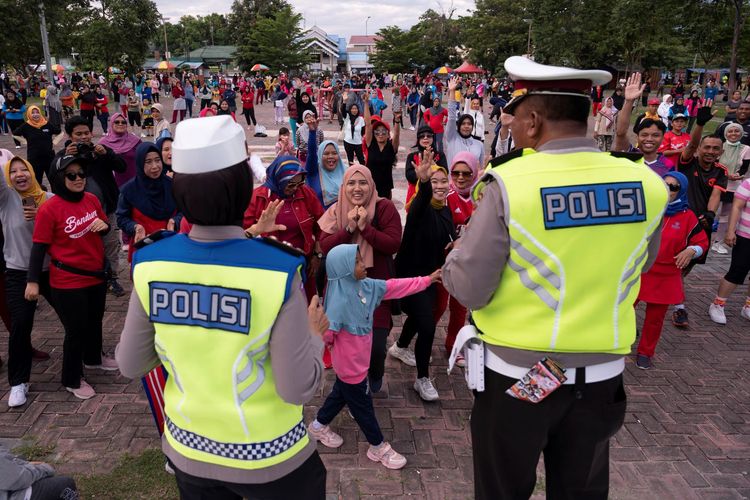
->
<box><xmin>307</xmin><ymin>295</ymin><xmax>329</xmax><ymax>338</ymax></box>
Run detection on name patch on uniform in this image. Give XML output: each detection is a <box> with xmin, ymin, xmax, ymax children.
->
<box><xmin>149</xmin><ymin>282</ymin><xmax>251</xmax><ymax>334</ymax></box>
<box><xmin>541</xmin><ymin>182</ymin><xmax>646</xmax><ymax>229</ymax></box>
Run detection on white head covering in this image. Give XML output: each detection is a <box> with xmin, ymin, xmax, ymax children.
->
<box><xmin>172</xmin><ymin>116</ymin><xmax>247</xmax><ymax>174</ymax></box>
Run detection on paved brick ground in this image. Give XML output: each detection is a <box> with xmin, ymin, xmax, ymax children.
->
<box><xmin>0</xmin><ymin>93</ymin><xmax>748</xmax><ymax>499</ymax></box>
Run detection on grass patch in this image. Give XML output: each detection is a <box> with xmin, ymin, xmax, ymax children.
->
<box><xmin>12</xmin><ymin>436</ymin><xmax>56</xmax><ymax>462</ymax></box>
<box><xmin>75</xmin><ymin>448</ymin><xmax>179</xmax><ymax>499</ymax></box>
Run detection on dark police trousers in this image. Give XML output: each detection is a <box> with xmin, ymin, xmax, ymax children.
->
<box><xmin>472</xmin><ymin>367</ymin><xmax>626</xmax><ymax>500</ymax></box>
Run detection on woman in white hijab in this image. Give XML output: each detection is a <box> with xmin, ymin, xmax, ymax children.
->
<box><xmin>657</xmin><ymin>94</ymin><xmax>673</xmax><ymax>127</ymax></box>
<box><xmin>713</xmin><ymin>122</ymin><xmax>750</xmax><ymax>254</ymax></box>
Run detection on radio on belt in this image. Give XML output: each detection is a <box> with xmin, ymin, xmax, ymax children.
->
<box><xmin>448</xmin><ymin>325</ymin><xmax>485</xmax><ymax>392</ymax></box>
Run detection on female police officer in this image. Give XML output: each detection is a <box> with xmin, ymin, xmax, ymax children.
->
<box><xmin>116</xmin><ymin>116</ymin><xmax>329</xmax><ymax>499</ymax></box>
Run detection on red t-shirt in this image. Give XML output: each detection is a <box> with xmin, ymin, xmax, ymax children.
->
<box><xmin>658</xmin><ymin>131</ymin><xmax>691</xmax><ymax>169</ymax></box>
<box><xmin>33</xmin><ymin>193</ymin><xmax>108</xmax><ymax>289</ymax></box>
<box><xmin>423</xmin><ymin>108</ymin><xmax>448</xmax><ymax>134</ymax></box>
<box><xmin>446</xmin><ymin>191</ymin><xmax>474</xmax><ymax>230</ymax></box>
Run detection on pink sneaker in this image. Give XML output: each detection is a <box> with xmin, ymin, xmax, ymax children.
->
<box><xmin>367</xmin><ymin>442</ymin><xmax>407</xmax><ymax>469</ymax></box>
<box><xmin>307</xmin><ymin>422</ymin><xmax>343</xmax><ymax>448</ymax></box>
<box><xmin>65</xmin><ymin>379</ymin><xmax>96</xmax><ymax>400</ymax></box>
<box><xmin>84</xmin><ymin>354</ymin><xmax>119</xmax><ymax>371</ymax></box>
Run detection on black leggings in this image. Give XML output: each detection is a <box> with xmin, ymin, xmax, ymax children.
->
<box><xmin>725</xmin><ymin>234</ymin><xmax>750</xmax><ymax>285</ymax></box>
<box><xmin>51</xmin><ymin>283</ymin><xmax>106</xmax><ymax>388</ymax></box>
<box><xmin>242</xmin><ymin>107</ymin><xmax>257</xmax><ymax>126</ymax></box>
<box><xmin>127</xmin><ymin>111</ymin><xmax>141</xmax><ymax>127</ymax></box>
<box><xmin>397</xmin><ymin>285</ymin><xmax>437</xmax><ymax>378</ymax></box>
<box><xmin>80</xmin><ymin>110</ymin><xmax>95</xmax><ymax>131</ymax></box>
<box><xmin>27</xmin><ymin>156</ymin><xmax>52</xmax><ymax>186</ymax></box>
<box><xmin>7</xmin><ymin>118</ymin><xmax>23</xmax><ymax>146</ymax></box>
<box><xmin>343</xmin><ymin>141</ymin><xmax>365</xmax><ymax>165</ymax></box>
<box><xmin>368</xmin><ymin>327</ymin><xmax>390</xmax><ymax>385</ymax></box>
<box><xmin>5</xmin><ymin>269</ymin><xmax>56</xmax><ymax>386</ymax></box>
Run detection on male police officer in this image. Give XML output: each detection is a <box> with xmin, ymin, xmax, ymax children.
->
<box><xmin>116</xmin><ymin>116</ymin><xmax>329</xmax><ymax>499</ymax></box>
<box><xmin>442</xmin><ymin>57</ymin><xmax>668</xmax><ymax>499</ymax></box>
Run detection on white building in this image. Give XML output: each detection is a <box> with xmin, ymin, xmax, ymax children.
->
<box><xmin>346</xmin><ymin>35</ymin><xmax>380</xmax><ymax>74</ymax></box>
<box><xmin>301</xmin><ymin>26</ymin><xmax>345</xmax><ymax>73</ymax></box>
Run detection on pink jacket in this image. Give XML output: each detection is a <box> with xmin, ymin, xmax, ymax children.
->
<box><xmin>324</xmin><ymin>277</ymin><xmax>431</xmax><ymax>384</ymax></box>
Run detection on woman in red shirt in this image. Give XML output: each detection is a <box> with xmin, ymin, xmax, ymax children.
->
<box><xmin>421</xmin><ymin>96</ymin><xmax>448</xmax><ymax>154</ymax></box>
<box><xmin>241</xmin><ymin>86</ymin><xmax>256</xmax><ymax>128</ymax></box>
<box><xmin>635</xmin><ymin>171</ymin><xmax>708</xmax><ymax>369</ymax></box>
<box><xmin>244</xmin><ymin>155</ymin><xmax>324</xmax><ymax>301</ymax></box>
<box><xmin>433</xmin><ymin>151</ymin><xmax>478</xmax><ymax>365</ymax></box>
<box><xmin>26</xmin><ymin>154</ymin><xmax>117</xmax><ymax>400</ymax></box>
<box><xmin>116</xmin><ymin>143</ymin><xmax>178</xmax><ymax>263</ymax></box>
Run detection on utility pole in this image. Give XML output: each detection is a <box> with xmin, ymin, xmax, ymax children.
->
<box><xmin>38</xmin><ymin>2</ymin><xmax>54</xmax><ymax>84</ymax></box>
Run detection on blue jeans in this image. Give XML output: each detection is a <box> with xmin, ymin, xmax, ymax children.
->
<box><xmin>316</xmin><ymin>376</ymin><xmax>383</xmax><ymax>445</ymax></box>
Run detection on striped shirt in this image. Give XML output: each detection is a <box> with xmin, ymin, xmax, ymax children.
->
<box><xmin>734</xmin><ymin>178</ymin><xmax>750</xmax><ymax>239</ymax></box>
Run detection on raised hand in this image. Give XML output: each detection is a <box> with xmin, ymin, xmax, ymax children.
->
<box><xmin>624</xmin><ymin>73</ymin><xmax>645</xmax><ymax>101</ymax></box>
<box><xmin>696</xmin><ymin>99</ymin><xmax>716</xmax><ymax>127</ymax></box>
<box><xmin>448</xmin><ymin>76</ymin><xmax>459</xmax><ymax>92</ymax></box>
<box><xmin>246</xmin><ymin>200</ymin><xmax>287</xmax><ymax>237</ymax></box>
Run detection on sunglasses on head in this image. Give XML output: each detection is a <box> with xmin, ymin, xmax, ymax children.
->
<box><xmin>451</xmin><ymin>170</ymin><xmax>472</xmax><ymax>178</ymax></box>
<box><xmin>64</xmin><ymin>171</ymin><xmax>86</xmax><ymax>181</ymax></box>
<box><xmin>666</xmin><ymin>183</ymin><xmax>680</xmax><ymax>192</ymax></box>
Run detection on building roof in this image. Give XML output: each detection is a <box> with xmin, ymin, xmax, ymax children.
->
<box><xmin>302</xmin><ymin>27</ymin><xmax>340</xmax><ymax>58</ymax></box>
<box><xmin>348</xmin><ymin>35</ymin><xmax>381</xmax><ymax>46</ymax></box>
<box><xmin>187</xmin><ymin>45</ymin><xmax>237</xmax><ymax>61</ymax></box>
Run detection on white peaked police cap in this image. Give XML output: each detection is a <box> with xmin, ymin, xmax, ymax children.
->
<box><xmin>172</xmin><ymin>115</ymin><xmax>247</xmax><ymax>174</ymax></box>
<box><xmin>503</xmin><ymin>56</ymin><xmax>612</xmax><ymax>114</ymax></box>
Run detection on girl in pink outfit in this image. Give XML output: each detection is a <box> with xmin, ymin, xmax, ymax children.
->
<box><xmin>307</xmin><ymin>243</ymin><xmax>440</xmax><ymax>469</ymax></box>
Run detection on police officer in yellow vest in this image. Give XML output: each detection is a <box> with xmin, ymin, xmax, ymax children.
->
<box><xmin>442</xmin><ymin>57</ymin><xmax>668</xmax><ymax>499</ymax></box>
<box><xmin>115</xmin><ymin>115</ymin><xmax>330</xmax><ymax>499</ymax></box>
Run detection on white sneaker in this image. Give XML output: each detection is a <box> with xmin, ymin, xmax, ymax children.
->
<box><xmin>8</xmin><ymin>384</ymin><xmax>28</xmax><ymax>407</ymax></box>
<box><xmin>711</xmin><ymin>241</ymin><xmax>729</xmax><ymax>254</ymax></box>
<box><xmin>414</xmin><ymin>377</ymin><xmax>439</xmax><ymax>401</ymax></box>
<box><xmin>388</xmin><ymin>344</ymin><xmax>416</xmax><ymax>367</ymax></box>
<box><xmin>741</xmin><ymin>306</ymin><xmax>750</xmax><ymax>321</ymax></box>
<box><xmin>708</xmin><ymin>303</ymin><xmax>727</xmax><ymax>324</ymax></box>
<box><xmin>409</xmin><ymin>126</ymin><xmax>415</xmax><ymax>131</ymax></box>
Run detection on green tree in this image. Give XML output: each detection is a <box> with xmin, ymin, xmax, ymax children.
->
<box><xmin>227</xmin><ymin>0</ymin><xmax>290</xmax><ymax>45</ymax></box>
<box><xmin>410</xmin><ymin>9</ymin><xmax>463</xmax><ymax>70</ymax></box>
<box><xmin>464</xmin><ymin>0</ymin><xmax>529</xmax><ymax>74</ymax></box>
<box><xmin>370</xmin><ymin>26</ymin><xmax>421</xmax><ymax>73</ymax></box>
<box><xmin>235</xmin><ymin>5</ymin><xmax>307</xmax><ymax>71</ymax></box>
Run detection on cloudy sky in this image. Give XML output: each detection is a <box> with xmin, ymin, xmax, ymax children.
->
<box><xmin>155</xmin><ymin>0</ymin><xmax>474</xmax><ymax>39</ymax></box>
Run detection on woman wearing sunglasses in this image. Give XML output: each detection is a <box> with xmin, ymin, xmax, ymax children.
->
<box><xmin>404</xmin><ymin>126</ymin><xmax>448</xmax><ymax>208</ymax></box>
<box><xmin>26</xmin><ymin>154</ymin><xmax>116</xmax><ymax>400</ymax></box>
<box><xmin>244</xmin><ymin>155</ymin><xmax>324</xmax><ymax>302</ymax></box>
<box><xmin>363</xmin><ymin>97</ymin><xmax>400</xmax><ymax>199</ymax></box>
<box><xmin>634</xmin><ymin>171</ymin><xmax>708</xmax><ymax>370</ymax></box>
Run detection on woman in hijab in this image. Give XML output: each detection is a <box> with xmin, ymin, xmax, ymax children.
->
<box><xmin>433</xmin><ymin>151</ymin><xmax>478</xmax><ymax>365</ymax></box>
<box><xmin>45</xmin><ymin>85</ymin><xmax>63</xmax><ymax>129</ymax></box>
<box><xmin>363</xmin><ymin>104</ymin><xmax>400</xmax><ymax>199</ymax></box>
<box><xmin>26</xmin><ymin>154</ymin><xmax>116</xmax><ymax>400</ymax></box>
<box><xmin>593</xmin><ymin>96</ymin><xmax>617</xmax><ymax>151</ymax></box>
<box><xmin>150</xmin><ymin>103</ymin><xmax>171</xmax><ymax>139</ymax></box>
<box><xmin>657</xmin><ymin>94</ymin><xmax>673</xmax><ymax>127</ymax></box>
<box><xmin>712</xmin><ymin>123</ymin><xmax>750</xmax><ymax>254</ymax></box>
<box><xmin>296</xmin><ymin>110</ymin><xmax>324</xmax><ymax>163</ymax></box>
<box><xmin>12</xmin><ymin>106</ymin><xmax>60</xmax><ymax>186</ymax></box>
<box><xmin>244</xmin><ymin>155</ymin><xmax>324</xmax><ymax>300</ymax></box>
<box><xmin>685</xmin><ymin>89</ymin><xmax>704</xmax><ymax>132</ymax></box>
<box><xmin>1</xmin><ymin>155</ymin><xmax>56</xmax><ymax>407</ymax></box>
<box><xmin>318</xmin><ymin>165</ymin><xmax>402</xmax><ymax>390</ymax></box>
<box><xmin>3</xmin><ymin>91</ymin><xmax>26</xmax><ymax>149</ymax></box>
<box><xmin>445</xmin><ymin>76</ymin><xmax>485</xmax><ymax>167</ymax></box>
<box><xmin>59</xmin><ymin>84</ymin><xmax>74</xmax><ymax>121</ymax></box>
<box><xmin>295</xmin><ymin>87</ymin><xmax>317</xmax><ymax>126</ymax></box>
<box><xmin>390</xmin><ymin>152</ymin><xmax>455</xmax><ymax>402</ymax></box>
<box><xmin>668</xmin><ymin>95</ymin><xmax>687</xmax><ymax>125</ymax></box>
<box><xmin>421</xmin><ymin>95</ymin><xmax>447</xmax><ymax>153</ymax></box>
<box><xmin>634</xmin><ymin>172</ymin><xmax>708</xmax><ymax>369</ymax></box>
<box><xmin>98</xmin><ymin>112</ymin><xmax>142</xmax><ymax>188</ymax></box>
<box><xmin>307</xmin><ymin>139</ymin><xmax>347</xmax><ymax>209</ymax></box>
<box><xmin>405</xmin><ymin>126</ymin><xmax>448</xmax><ymax>205</ymax></box>
<box><xmin>116</xmin><ymin>142</ymin><xmax>178</xmax><ymax>263</ymax></box>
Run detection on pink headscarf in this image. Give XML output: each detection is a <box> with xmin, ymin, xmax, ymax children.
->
<box><xmin>98</xmin><ymin>113</ymin><xmax>141</xmax><ymax>154</ymax></box>
<box><xmin>449</xmin><ymin>151</ymin><xmax>480</xmax><ymax>198</ymax></box>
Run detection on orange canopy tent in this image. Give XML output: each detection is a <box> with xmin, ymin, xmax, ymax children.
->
<box><xmin>454</xmin><ymin>61</ymin><xmax>485</xmax><ymax>74</ymax></box>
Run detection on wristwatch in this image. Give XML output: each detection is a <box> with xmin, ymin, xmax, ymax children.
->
<box><xmin>315</xmin><ymin>252</ymin><xmax>323</xmax><ymax>259</ymax></box>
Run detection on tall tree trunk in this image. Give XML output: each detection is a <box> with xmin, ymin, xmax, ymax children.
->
<box><xmin>728</xmin><ymin>0</ymin><xmax>742</xmax><ymax>91</ymax></box>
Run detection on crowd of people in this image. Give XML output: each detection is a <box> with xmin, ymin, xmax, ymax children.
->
<box><xmin>0</xmin><ymin>58</ymin><xmax>749</xmax><ymax>499</ymax></box>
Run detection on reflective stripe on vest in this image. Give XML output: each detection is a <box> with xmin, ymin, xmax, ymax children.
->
<box><xmin>132</xmin><ymin>235</ymin><xmax>308</xmax><ymax>470</ymax></box>
<box><xmin>472</xmin><ymin>149</ymin><xmax>668</xmax><ymax>355</ymax></box>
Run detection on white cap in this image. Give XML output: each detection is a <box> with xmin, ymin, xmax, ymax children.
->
<box><xmin>172</xmin><ymin>116</ymin><xmax>247</xmax><ymax>174</ymax></box>
<box><xmin>504</xmin><ymin>56</ymin><xmax>612</xmax><ymax>86</ymax></box>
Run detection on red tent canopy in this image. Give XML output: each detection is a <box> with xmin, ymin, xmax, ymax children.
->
<box><xmin>454</xmin><ymin>61</ymin><xmax>485</xmax><ymax>74</ymax></box>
